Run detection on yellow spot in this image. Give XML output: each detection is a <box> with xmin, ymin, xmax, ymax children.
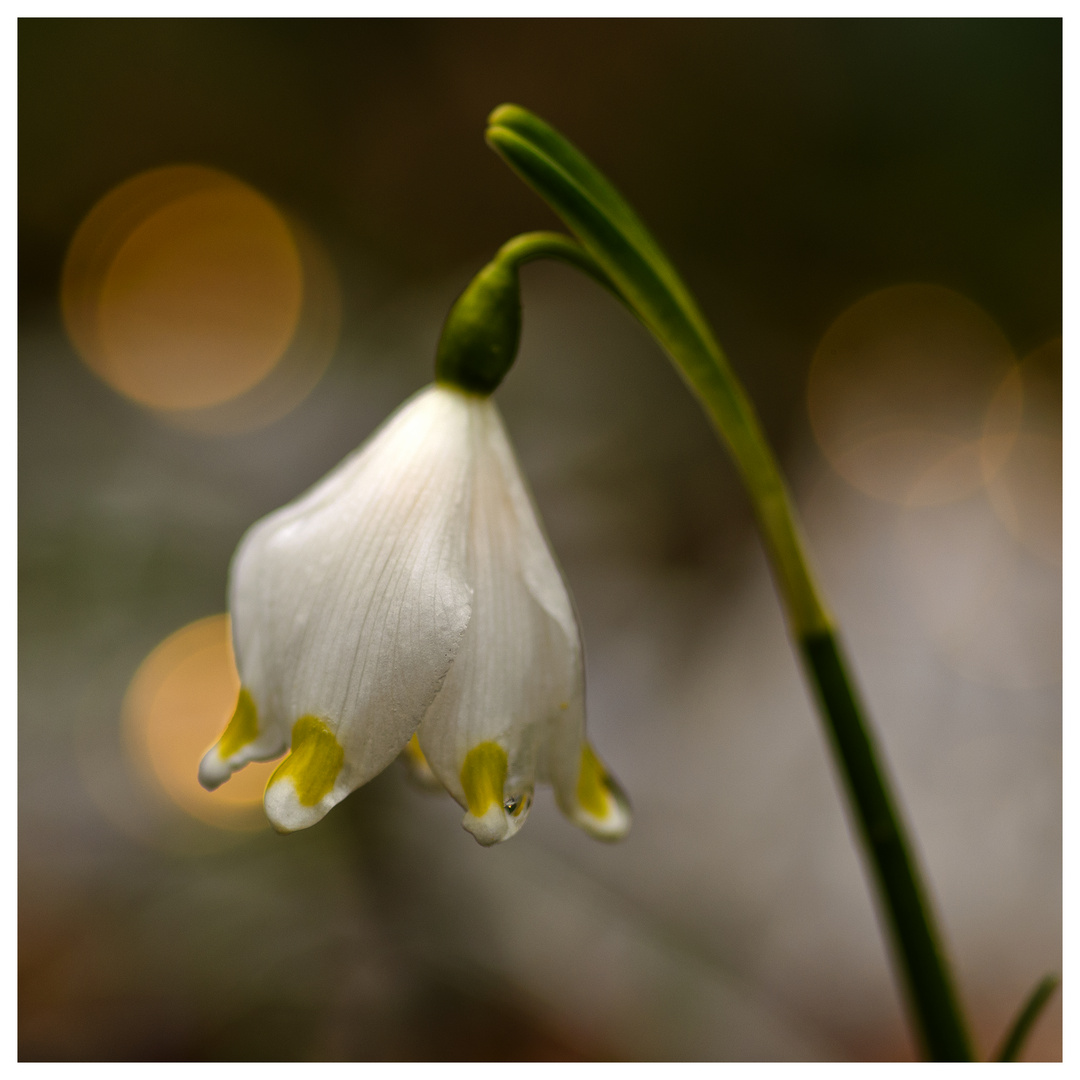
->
<box><xmin>268</xmin><ymin>716</ymin><xmax>344</xmax><ymax>807</ymax></box>
<box><xmin>217</xmin><ymin>687</ymin><xmax>259</xmax><ymax>758</ymax></box>
<box><xmin>399</xmin><ymin>732</ymin><xmax>442</xmax><ymax>791</ymax></box>
<box><xmin>576</xmin><ymin>744</ymin><xmax>611</xmax><ymax>819</ymax></box>
<box><xmin>402</xmin><ymin>733</ymin><xmax>428</xmax><ymax>769</ymax></box>
<box><xmin>559</xmin><ymin>702</ymin><xmax>569</xmax><ymax>710</ymax></box>
<box><xmin>460</xmin><ymin>742</ymin><xmax>507</xmax><ymax>817</ymax></box>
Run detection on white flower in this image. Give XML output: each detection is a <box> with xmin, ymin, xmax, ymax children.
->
<box><xmin>199</xmin><ymin>383</ymin><xmax>630</xmax><ymax>846</ymax></box>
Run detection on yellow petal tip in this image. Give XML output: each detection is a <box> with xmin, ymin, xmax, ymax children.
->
<box><xmin>198</xmin><ymin>686</ymin><xmax>261</xmax><ymax>790</ymax></box>
<box><xmin>399</xmin><ymin>733</ymin><xmax>443</xmax><ymax>792</ymax></box>
<box><xmin>264</xmin><ymin>715</ymin><xmax>345</xmax><ymax>831</ymax></box>
<box><xmin>572</xmin><ymin>744</ymin><xmax>632</xmax><ymax>842</ymax></box>
<box><xmin>459</xmin><ymin>741</ymin><xmax>533</xmax><ymax>845</ymax></box>
<box><xmin>460</xmin><ymin>741</ymin><xmax>508</xmax><ymax>818</ymax></box>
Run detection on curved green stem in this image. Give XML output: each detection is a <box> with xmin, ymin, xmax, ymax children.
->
<box><xmin>493</xmin><ymin>230</ymin><xmax>623</xmax><ymax>297</ymax></box>
<box><xmin>993</xmin><ymin>974</ymin><xmax>1058</xmax><ymax>1061</ymax></box>
<box><xmin>488</xmin><ymin>110</ymin><xmax>828</xmax><ymax>638</ymax></box>
<box><xmin>485</xmin><ymin>103</ymin><xmax>974</xmax><ymax>1061</ymax></box>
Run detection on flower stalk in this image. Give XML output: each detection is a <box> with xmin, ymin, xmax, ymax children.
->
<box><xmin>436</xmin><ymin>232</ymin><xmax>620</xmax><ymax>395</ymax></box>
<box><xmin>482</xmin><ymin>103</ymin><xmax>975</xmax><ymax>1061</ymax></box>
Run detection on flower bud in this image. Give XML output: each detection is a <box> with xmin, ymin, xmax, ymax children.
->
<box><xmin>435</xmin><ymin>258</ymin><xmax>521</xmax><ymax>395</ymax></box>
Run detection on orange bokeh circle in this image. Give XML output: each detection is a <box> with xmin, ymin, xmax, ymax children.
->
<box><xmin>807</xmin><ymin>284</ymin><xmax>1016</xmax><ymax>507</ymax></box>
<box><xmin>63</xmin><ymin>166</ymin><xmax>303</xmax><ymax>413</ymax></box>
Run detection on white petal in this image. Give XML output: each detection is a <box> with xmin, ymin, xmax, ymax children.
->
<box><xmin>477</xmin><ymin>405</ymin><xmax>631</xmax><ymax>840</ymax></box>
<box><xmin>417</xmin><ymin>399</ymin><xmax>618</xmax><ymax>845</ymax></box>
<box><xmin>201</xmin><ymin>385</ymin><xmax>476</xmax><ymax>832</ymax></box>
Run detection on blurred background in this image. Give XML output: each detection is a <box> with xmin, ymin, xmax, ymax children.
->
<box><xmin>18</xmin><ymin>18</ymin><xmax>1061</xmax><ymax>1061</ymax></box>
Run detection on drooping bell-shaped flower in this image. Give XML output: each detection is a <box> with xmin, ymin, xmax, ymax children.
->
<box><xmin>199</xmin><ymin>256</ymin><xmax>630</xmax><ymax>845</ymax></box>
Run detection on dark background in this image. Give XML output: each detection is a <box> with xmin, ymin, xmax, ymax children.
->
<box><xmin>19</xmin><ymin>19</ymin><xmax>1061</xmax><ymax>1061</ymax></box>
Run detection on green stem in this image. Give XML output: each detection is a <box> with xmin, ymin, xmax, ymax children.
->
<box><xmin>484</xmin><ymin>103</ymin><xmax>974</xmax><ymax>1061</ymax></box>
<box><xmin>801</xmin><ymin>633</ymin><xmax>973</xmax><ymax>1060</ymax></box>
<box><xmin>993</xmin><ymin>974</ymin><xmax>1058</xmax><ymax>1062</ymax></box>
<box><xmin>494</xmin><ymin>230</ymin><xmax>622</xmax><ymax>296</ymax></box>
<box><xmin>488</xmin><ymin>111</ymin><xmax>828</xmax><ymax>638</ymax></box>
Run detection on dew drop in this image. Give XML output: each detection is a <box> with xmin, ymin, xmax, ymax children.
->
<box><xmin>504</xmin><ymin>792</ymin><xmax>531</xmax><ymax>818</ymax></box>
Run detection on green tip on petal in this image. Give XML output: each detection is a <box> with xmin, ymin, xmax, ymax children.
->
<box><xmin>198</xmin><ymin>686</ymin><xmax>261</xmax><ymax>790</ymax></box>
<box><xmin>217</xmin><ymin>687</ymin><xmax>259</xmax><ymax>759</ymax></box>
<box><xmin>460</xmin><ymin>740</ymin><xmax>508</xmax><ymax>845</ymax></box>
<box><xmin>398</xmin><ymin>733</ymin><xmax>444</xmax><ymax>792</ymax></box>
<box><xmin>458</xmin><ymin>741</ymin><xmax>533</xmax><ymax>846</ymax></box>
<box><xmin>571</xmin><ymin>744</ymin><xmax>632</xmax><ymax>842</ymax></box>
<box><xmin>264</xmin><ymin>715</ymin><xmax>345</xmax><ymax>832</ymax></box>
